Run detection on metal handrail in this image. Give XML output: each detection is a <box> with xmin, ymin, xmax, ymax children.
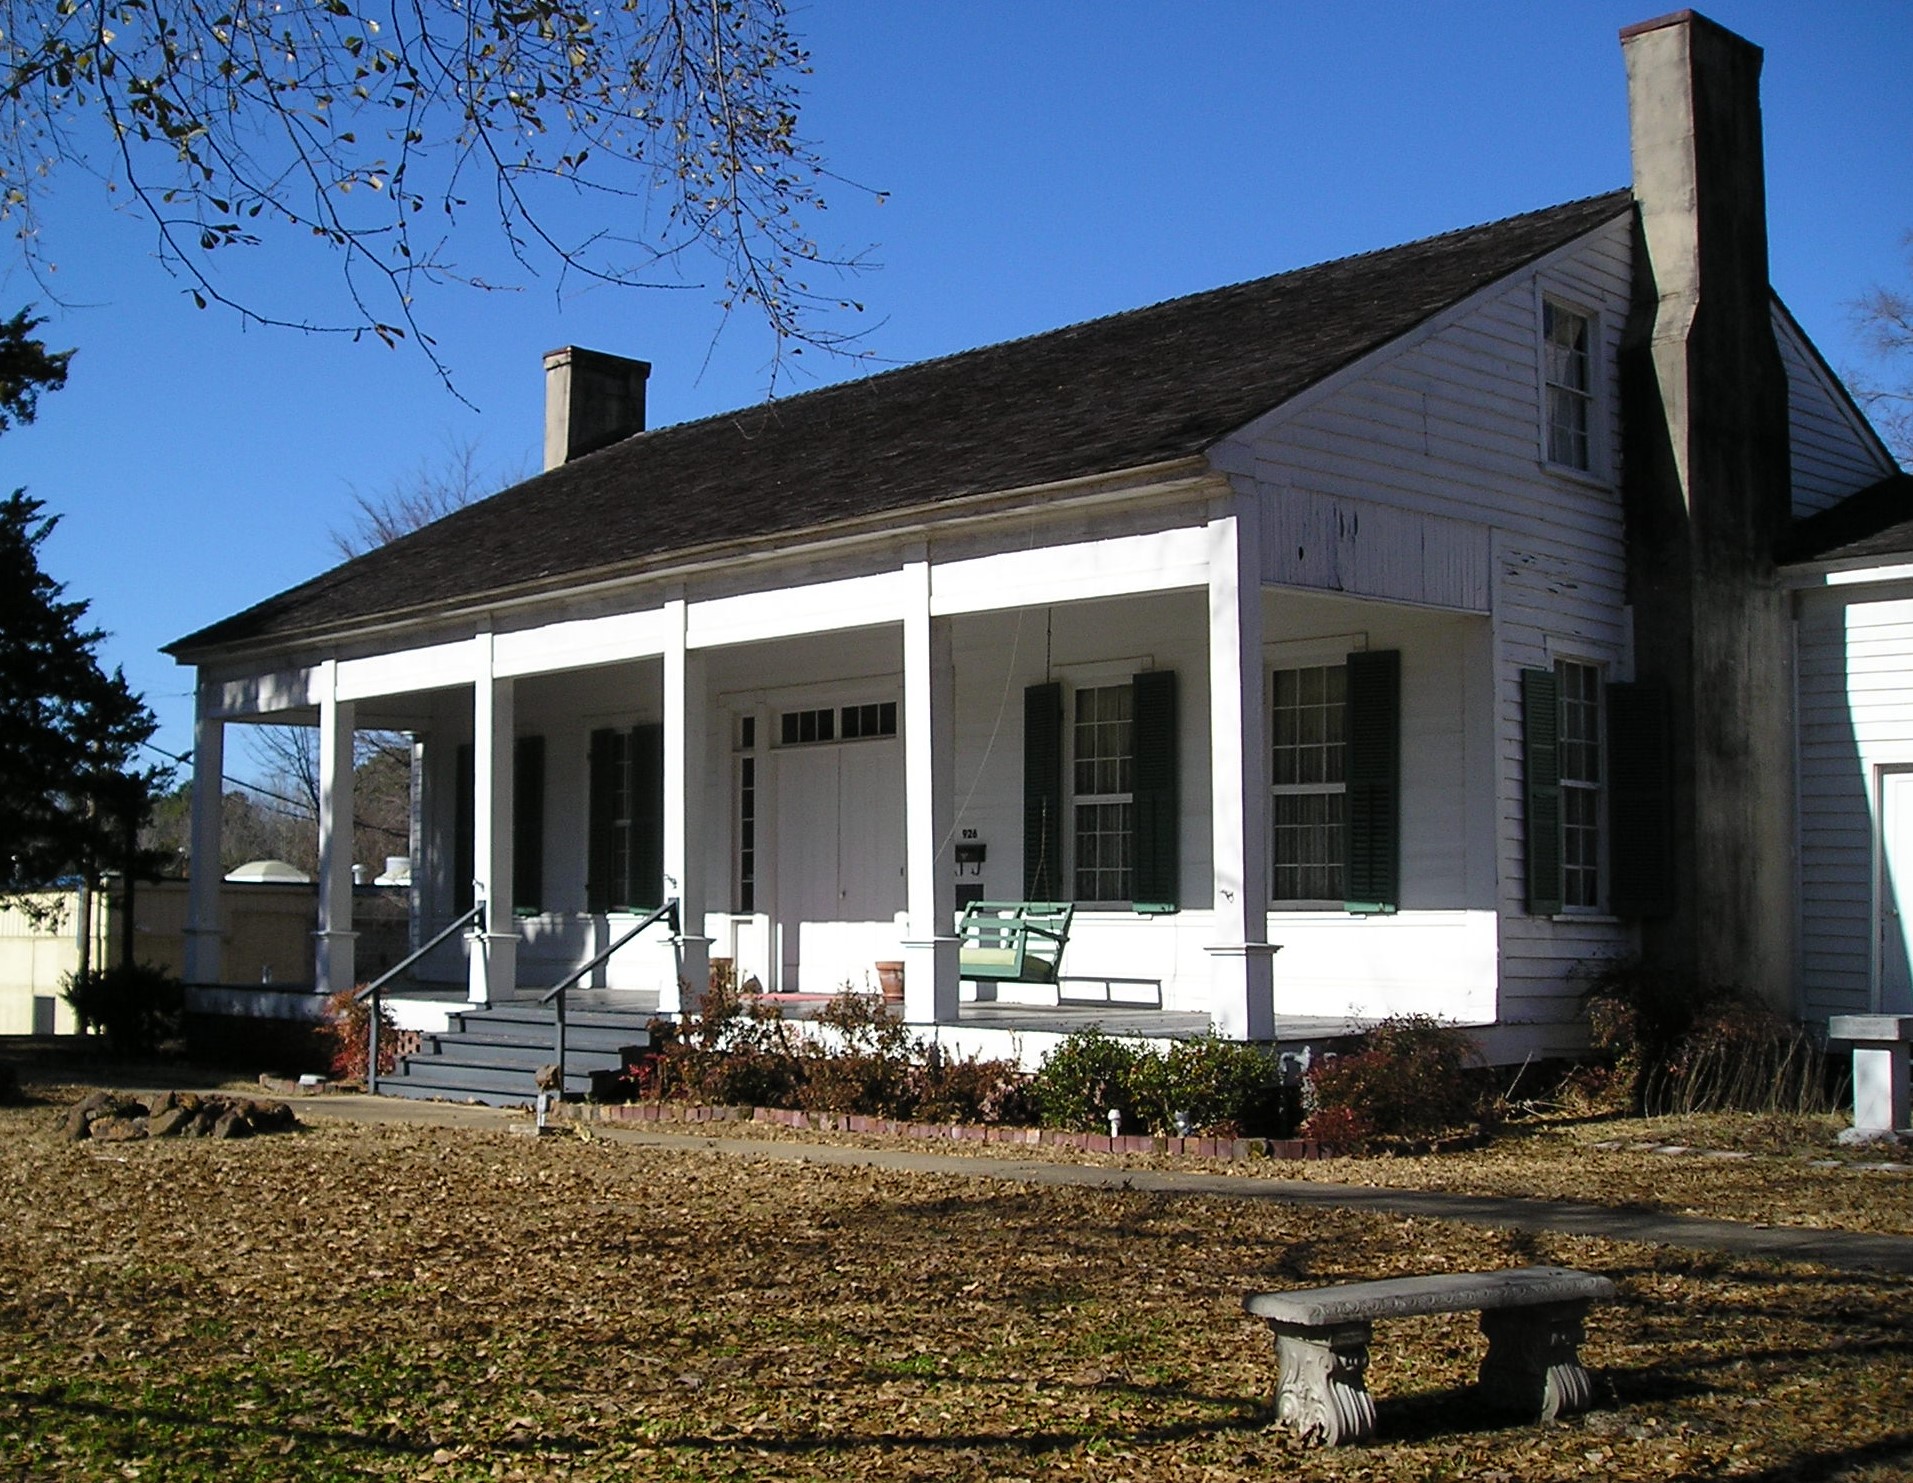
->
<box><xmin>357</xmin><ymin>902</ymin><xmax>485</xmax><ymax>1096</ymax></box>
<box><xmin>539</xmin><ymin>899</ymin><xmax>679</xmax><ymax>1096</ymax></box>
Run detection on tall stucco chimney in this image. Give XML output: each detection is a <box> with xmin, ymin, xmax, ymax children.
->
<box><xmin>543</xmin><ymin>346</ymin><xmax>651</xmax><ymax>470</ymax></box>
<box><xmin>1619</xmin><ymin>11</ymin><xmax>1794</xmax><ymax>1008</ymax></box>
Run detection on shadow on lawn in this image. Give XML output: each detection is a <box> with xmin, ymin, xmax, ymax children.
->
<box><xmin>3</xmin><ymin>1384</ymin><xmax>449</xmax><ymax>1460</ymax></box>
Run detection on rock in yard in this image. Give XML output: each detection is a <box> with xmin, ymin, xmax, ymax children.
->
<box><xmin>148</xmin><ymin>1106</ymin><xmax>194</xmax><ymax>1138</ymax></box>
<box><xmin>89</xmin><ymin>1115</ymin><xmax>147</xmax><ymax>1143</ymax></box>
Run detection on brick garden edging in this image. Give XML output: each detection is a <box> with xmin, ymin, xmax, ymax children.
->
<box><xmin>554</xmin><ymin>1099</ymin><xmax>1336</xmax><ymax>1161</ymax></box>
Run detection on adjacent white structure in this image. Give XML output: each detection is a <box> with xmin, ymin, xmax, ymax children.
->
<box><xmin>165</xmin><ymin>13</ymin><xmax>1903</xmax><ymax>1065</ymax></box>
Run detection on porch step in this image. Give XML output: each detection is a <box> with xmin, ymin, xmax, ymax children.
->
<box><xmin>383</xmin><ymin>1003</ymin><xmax>653</xmax><ymax>1107</ymax></box>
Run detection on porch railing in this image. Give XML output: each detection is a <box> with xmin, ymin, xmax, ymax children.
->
<box><xmin>356</xmin><ymin>903</ymin><xmax>485</xmax><ymax>1096</ymax></box>
<box><xmin>539</xmin><ymin>899</ymin><xmax>680</xmax><ymax>1096</ymax></box>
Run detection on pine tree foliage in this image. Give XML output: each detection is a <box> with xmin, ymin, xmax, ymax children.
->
<box><xmin>0</xmin><ymin>490</ymin><xmax>170</xmax><ymax>902</ymax></box>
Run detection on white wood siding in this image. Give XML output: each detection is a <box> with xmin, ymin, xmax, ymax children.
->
<box><xmin>1776</xmin><ymin>306</ymin><xmax>1897</xmax><ymax>519</ymax></box>
<box><xmin>1795</xmin><ymin>583</ymin><xmax>1913</xmax><ymax>1017</ymax></box>
<box><xmin>1215</xmin><ymin>215</ymin><xmax>1639</xmax><ymax>1054</ymax></box>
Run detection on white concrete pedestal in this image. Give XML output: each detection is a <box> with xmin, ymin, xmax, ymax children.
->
<box><xmin>1827</xmin><ymin>1015</ymin><xmax>1913</xmax><ymax>1144</ymax></box>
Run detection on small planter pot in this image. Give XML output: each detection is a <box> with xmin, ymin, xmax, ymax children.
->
<box><xmin>875</xmin><ymin>961</ymin><xmax>905</xmax><ymax>1006</ymax></box>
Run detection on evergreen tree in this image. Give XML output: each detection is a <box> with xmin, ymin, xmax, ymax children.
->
<box><xmin>0</xmin><ymin>503</ymin><xmax>170</xmax><ymax>902</ymax></box>
<box><xmin>1</xmin><ymin>311</ymin><xmax>144</xmax><ymax>898</ymax></box>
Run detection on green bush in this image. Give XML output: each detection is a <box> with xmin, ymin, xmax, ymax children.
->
<box><xmin>61</xmin><ymin>961</ymin><xmax>183</xmax><ymax>1056</ymax></box>
<box><xmin>1029</xmin><ymin>1030</ymin><xmax>1300</xmax><ymax>1137</ymax></box>
<box><xmin>1155</xmin><ymin>1035</ymin><xmax>1295</xmax><ymax>1137</ymax></box>
<box><xmin>1303</xmin><ymin>1015</ymin><xmax>1481</xmax><ymax>1146</ymax></box>
<box><xmin>1029</xmin><ymin>1028</ymin><xmax>1154</xmax><ymax>1132</ymax></box>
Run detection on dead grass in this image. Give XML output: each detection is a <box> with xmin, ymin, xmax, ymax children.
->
<box><xmin>2</xmin><ymin>1096</ymin><xmax>1911</xmax><ymax>1481</ymax></box>
<box><xmin>580</xmin><ymin>1105</ymin><xmax>1913</xmax><ymax>1237</ymax></box>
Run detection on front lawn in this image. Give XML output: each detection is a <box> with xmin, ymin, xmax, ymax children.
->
<box><xmin>2</xmin><ymin>1095</ymin><xmax>1910</xmax><ymax>1481</ymax></box>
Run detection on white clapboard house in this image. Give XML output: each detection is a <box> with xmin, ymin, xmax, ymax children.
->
<box><xmin>166</xmin><ymin>12</ymin><xmax>1903</xmax><ymax>1093</ymax></box>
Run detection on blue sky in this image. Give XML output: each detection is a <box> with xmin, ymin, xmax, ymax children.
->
<box><xmin>4</xmin><ymin>1</ymin><xmax>1909</xmax><ymax>772</ymax></box>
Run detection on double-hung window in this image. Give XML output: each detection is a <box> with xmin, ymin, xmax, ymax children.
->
<box><xmin>1024</xmin><ymin>671</ymin><xmax>1177</xmax><ymax>911</ymax></box>
<box><xmin>1072</xmin><ymin>683</ymin><xmax>1134</xmax><ymax>904</ymax></box>
<box><xmin>1543</xmin><ymin>300</ymin><xmax>1595</xmax><ymax>472</ymax></box>
<box><xmin>1524</xmin><ymin>657</ymin><xmax>1673</xmax><ymax>919</ymax></box>
<box><xmin>1557</xmin><ymin>660</ymin><xmax>1603</xmax><ymax>910</ymax></box>
<box><xmin>1270</xmin><ymin>664</ymin><xmax>1347</xmax><ymax>902</ymax></box>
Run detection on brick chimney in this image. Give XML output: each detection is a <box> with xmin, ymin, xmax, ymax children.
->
<box><xmin>543</xmin><ymin>346</ymin><xmax>651</xmax><ymax>470</ymax></box>
<box><xmin>1619</xmin><ymin>10</ymin><xmax>1794</xmax><ymax>1007</ymax></box>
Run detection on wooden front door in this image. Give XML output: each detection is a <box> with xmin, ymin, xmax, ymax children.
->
<box><xmin>773</xmin><ymin>739</ymin><xmax>904</xmax><ymax>992</ymax></box>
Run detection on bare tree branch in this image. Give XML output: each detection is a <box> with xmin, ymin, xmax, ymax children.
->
<box><xmin>331</xmin><ymin>433</ymin><xmax>527</xmax><ymax>557</ymax></box>
<box><xmin>1848</xmin><ymin>231</ymin><xmax>1913</xmax><ymax>464</ymax></box>
<box><xmin>0</xmin><ymin>0</ymin><xmax>881</xmax><ymax>389</ymax></box>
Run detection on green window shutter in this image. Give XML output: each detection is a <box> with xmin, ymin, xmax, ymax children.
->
<box><xmin>1023</xmin><ymin>682</ymin><xmax>1064</xmax><ymax>900</ymax></box>
<box><xmin>1523</xmin><ymin>668</ymin><xmax>1564</xmax><ymax>916</ymax></box>
<box><xmin>586</xmin><ymin>728</ymin><xmax>617</xmax><ymax>915</ymax></box>
<box><xmin>1606</xmin><ymin>679</ymin><xmax>1672</xmax><ymax>918</ymax></box>
<box><xmin>1131</xmin><ymin>669</ymin><xmax>1179</xmax><ymax>913</ymax></box>
<box><xmin>631</xmin><ymin>723</ymin><xmax>665</xmax><ymax>910</ymax></box>
<box><xmin>513</xmin><ymin>735</ymin><xmax>545</xmax><ymax>914</ymax></box>
<box><xmin>1343</xmin><ymin>649</ymin><xmax>1401</xmax><ymax>914</ymax></box>
<box><xmin>453</xmin><ymin>743</ymin><xmax>475</xmax><ymax>916</ymax></box>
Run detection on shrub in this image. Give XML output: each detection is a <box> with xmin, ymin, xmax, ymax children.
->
<box><xmin>1577</xmin><ymin>958</ymin><xmax>1836</xmax><ymax>1116</ymax></box>
<box><xmin>1155</xmin><ymin>1035</ymin><xmax>1296</xmax><ymax>1137</ymax></box>
<box><xmin>61</xmin><ymin>961</ymin><xmax>183</xmax><ymax>1056</ymax></box>
<box><xmin>798</xmin><ymin>991</ymin><xmax>918</xmax><ymax>1118</ymax></box>
<box><xmin>323</xmin><ymin>985</ymin><xmax>399</xmax><ymax>1082</ymax></box>
<box><xmin>644</xmin><ymin>967</ymin><xmax>805</xmax><ymax>1108</ymax></box>
<box><xmin>1029</xmin><ymin>1029</ymin><xmax>1155</xmax><ymax>1133</ymax></box>
<box><xmin>1303</xmin><ymin>1015</ymin><xmax>1481</xmax><ymax>1145</ymax></box>
<box><xmin>914</xmin><ymin>1046</ymin><xmax>1033</xmax><ymax>1125</ymax></box>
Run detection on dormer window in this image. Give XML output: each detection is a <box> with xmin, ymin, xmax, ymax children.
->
<box><xmin>1543</xmin><ymin>300</ymin><xmax>1594</xmax><ymax>472</ymax></box>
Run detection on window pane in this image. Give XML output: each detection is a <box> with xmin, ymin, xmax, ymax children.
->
<box><xmin>1271</xmin><ymin>663</ymin><xmax>1349</xmax><ymax>901</ymax></box>
<box><xmin>1072</xmin><ymin>684</ymin><xmax>1136</xmax><ymax>901</ymax></box>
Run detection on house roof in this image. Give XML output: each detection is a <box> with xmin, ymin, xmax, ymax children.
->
<box><xmin>1780</xmin><ymin>472</ymin><xmax>1913</xmax><ymax>565</ymax></box>
<box><xmin>169</xmin><ymin>189</ymin><xmax>1634</xmax><ymax>660</ymax></box>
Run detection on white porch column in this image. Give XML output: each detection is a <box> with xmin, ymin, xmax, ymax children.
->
<box><xmin>315</xmin><ymin>661</ymin><xmax>359</xmax><ymax>995</ymax></box>
<box><xmin>182</xmin><ymin>692</ymin><xmax>224</xmax><ymax>986</ymax></box>
<box><xmin>901</xmin><ymin>559</ymin><xmax>960</xmax><ymax>1022</ymax></box>
<box><xmin>1205</xmin><ymin>503</ymin><xmax>1277</xmax><ymax>1039</ymax></box>
<box><xmin>661</xmin><ymin>597</ymin><xmax>712</xmax><ymax>1016</ymax></box>
<box><xmin>468</xmin><ymin>636</ymin><xmax>518</xmax><ymax>1004</ymax></box>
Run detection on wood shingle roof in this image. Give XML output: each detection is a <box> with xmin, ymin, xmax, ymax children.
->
<box><xmin>169</xmin><ymin>190</ymin><xmax>1634</xmax><ymax>658</ymax></box>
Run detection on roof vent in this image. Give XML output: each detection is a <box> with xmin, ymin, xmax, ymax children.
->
<box><xmin>543</xmin><ymin>346</ymin><xmax>651</xmax><ymax>470</ymax></box>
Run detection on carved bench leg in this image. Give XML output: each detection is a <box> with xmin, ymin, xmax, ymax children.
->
<box><xmin>1270</xmin><ymin>1320</ymin><xmax>1377</xmax><ymax>1446</ymax></box>
<box><xmin>1477</xmin><ymin>1300</ymin><xmax>1597</xmax><ymax>1421</ymax></box>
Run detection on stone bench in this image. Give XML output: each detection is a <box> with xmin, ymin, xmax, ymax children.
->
<box><xmin>1243</xmin><ymin>1265</ymin><xmax>1616</xmax><ymax>1446</ymax></box>
<box><xmin>1827</xmin><ymin>1015</ymin><xmax>1913</xmax><ymax>1144</ymax></box>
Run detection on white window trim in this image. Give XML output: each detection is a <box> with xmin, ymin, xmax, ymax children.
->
<box><xmin>1535</xmin><ymin>287</ymin><xmax>1607</xmax><ymax>483</ymax></box>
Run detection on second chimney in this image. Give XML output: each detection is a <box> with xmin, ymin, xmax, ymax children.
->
<box><xmin>543</xmin><ymin>346</ymin><xmax>651</xmax><ymax>470</ymax></box>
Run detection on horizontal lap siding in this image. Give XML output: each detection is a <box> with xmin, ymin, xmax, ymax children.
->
<box><xmin>1778</xmin><ymin>310</ymin><xmax>1896</xmax><ymax>518</ymax></box>
<box><xmin>1221</xmin><ymin>218</ymin><xmax>1637</xmax><ymax>1054</ymax></box>
<box><xmin>1797</xmin><ymin>589</ymin><xmax>1913</xmax><ymax>1016</ymax></box>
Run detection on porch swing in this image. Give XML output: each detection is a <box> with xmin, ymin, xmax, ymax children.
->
<box><xmin>957</xmin><ymin>900</ymin><xmax>1075</xmax><ymax>985</ymax></box>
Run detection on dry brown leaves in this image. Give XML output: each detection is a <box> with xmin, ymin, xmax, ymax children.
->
<box><xmin>656</xmin><ymin>1108</ymin><xmax>1913</xmax><ymax>1237</ymax></box>
<box><xmin>2</xmin><ymin>1095</ymin><xmax>1911</xmax><ymax>1481</ymax></box>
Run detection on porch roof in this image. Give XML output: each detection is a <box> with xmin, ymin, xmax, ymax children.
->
<box><xmin>169</xmin><ymin>191</ymin><xmax>1632</xmax><ymax>660</ymax></box>
<box><xmin>1780</xmin><ymin>472</ymin><xmax>1913</xmax><ymax>566</ymax></box>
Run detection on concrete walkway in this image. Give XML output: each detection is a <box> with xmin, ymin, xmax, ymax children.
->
<box><xmin>274</xmin><ymin>1093</ymin><xmax>1913</xmax><ymax>1275</ymax></box>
